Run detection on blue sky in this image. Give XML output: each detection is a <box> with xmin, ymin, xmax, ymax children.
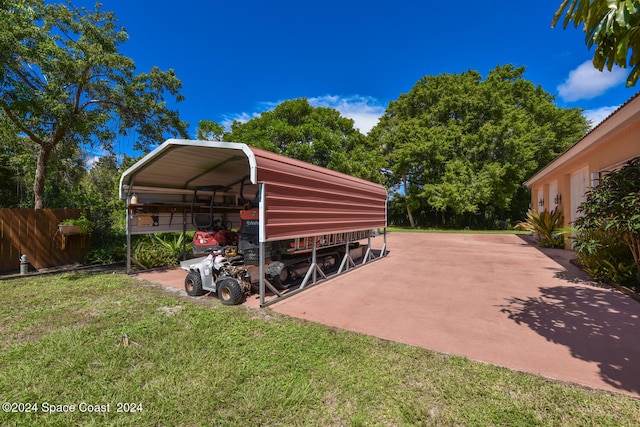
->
<box><xmin>72</xmin><ymin>0</ymin><xmax>638</xmax><ymax>156</ymax></box>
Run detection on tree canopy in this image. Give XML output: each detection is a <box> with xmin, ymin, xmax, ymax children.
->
<box><xmin>553</xmin><ymin>0</ymin><xmax>640</xmax><ymax>87</ymax></box>
<box><xmin>369</xmin><ymin>65</ymin><xmax>590</xmax><ymax>227</ymax></box>
<box><xmin>0</xmin><ymin>0</ymin><xmax>188</xmax><ymax>208</ymax></box>
<box><xmin>224</xmin><ymin>98</ymin><xmax>384</xmax><ymax>183</ymax></box>
<box><xmin>196</xmin><ymin>119</ymin><xmax>225</xmax><ymax>141</ymax></box>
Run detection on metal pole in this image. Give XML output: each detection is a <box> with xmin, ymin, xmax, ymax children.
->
<box><xmin>363</xmin><ymin>234</ymin><xmax>372</xmax><ymax>264</ymax></box>
<box><xmin>259</xmin><ymin>240</ymin><xmax>265</xmax><ymax>307</ymax></box>
<box><xmin>126</xmin><ymin>205</ymin><xmax>131</xmax><ymax>273</ymax></box>
<box><xmin>259</xmin><ymin>183</ymin><xmax>266</xmax><ymax>306</ymax></box>
<box><xmin>338</xmin><ymin>235</ymin><xmax>350</xmax><ymax>274</ymax></box>
<box><xmin>338</xmin><ymin>234</ymin><xmax>356</xmax><ymax>274</ymax></box>
<box><xmin>300</xmin><ymin>235</ymin><xmax>325</xmax><ymax>289</ymax></box>
<box><xmin>312</xmin><ymin>236</ymin><xmax>317</xmax><ymax>284</ymax></box>
<box><xmin>382</xmin><ymin>227</ymin><xmax>387</xmax><ymax>257</ymax></box>
<box><xmin>181</xmin><ymin>209</ymin><xmax>187</xmax><ymax>261</ymax></box>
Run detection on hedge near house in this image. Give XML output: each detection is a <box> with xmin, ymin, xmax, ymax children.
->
<box><xmin>573</xmin><ymin>157</ymin><xmax>640</xmax><ymax>287</ymax></box>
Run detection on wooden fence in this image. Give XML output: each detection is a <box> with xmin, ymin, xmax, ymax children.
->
<box><xmin>0</xmin><ymin>208</ymin><xmax>91</xmax><ymax>274</ymax></box>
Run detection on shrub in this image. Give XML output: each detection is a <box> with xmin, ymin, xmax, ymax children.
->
<box><xmin>60</xmin><ymin>212</ymin><xmax>94</xmax><ymax>233</ymax></box>
<box><xmin>132</xmin><ymin>233</ymin><xmax>191</xmax><ymax>269</ymax></box>
<box><xmin>515</xmin><ymin>208</ymin><xmax>567</xmax><ymax>248</ymax></box>
<box><xmin>574</xmin><ymin>157</ymin><xmax>640</xmax><ymax>285</ymax></box>
<box><xmin>573</xmin><ymin>225</ymin><xmax>636</xmax><ymax>286</ymax></box>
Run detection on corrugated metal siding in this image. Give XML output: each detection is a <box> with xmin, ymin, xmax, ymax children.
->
<box><xmin>252</xmin><ymin>148</ymin><xmax>387</xmax><ymax>241</ymax></box>
<box><xmin>119</xmin><ymin>141</ymin><xmax>254</xmax><ymax>200</ymax></box>
<box><xmin>120</xmin><ymin>140</ymin><xmax>388</xmax><ymax>242</ymax></box>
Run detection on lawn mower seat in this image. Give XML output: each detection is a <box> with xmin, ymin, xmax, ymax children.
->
<box><xmin>192</xmin><ymin>213</ymin><xmax>213</xmax><ymax>230</ymax></box>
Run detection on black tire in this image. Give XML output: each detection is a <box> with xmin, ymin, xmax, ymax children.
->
<box><xmin>217</xmin><ymin>277</ymin><xmax>243</xmax><ymax>305</ymax></box>
<box><xmin>185</xmin><ymin>271</ymin><xmax>206</xmax><ymax>296</ymax></box>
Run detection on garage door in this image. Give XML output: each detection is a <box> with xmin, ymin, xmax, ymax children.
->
<box><xmin>570</xmin><ymin>167</ymin><xmax>589</xmax><ymax>225</ymax></box>
<box><xmin>549</xmin><ymin>181</ymin><xmax>558</xmax><ymax>211</ymax></box>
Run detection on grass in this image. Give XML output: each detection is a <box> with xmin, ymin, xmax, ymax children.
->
<box><xmin>387</xmin><ymin>226</ymin><xmax>531</xmax><ymax>234</ymax></box>
<box><xmin>1</xmin><ymin>272</ymin><xmax>639</xmax><ymax>426</ymax></box>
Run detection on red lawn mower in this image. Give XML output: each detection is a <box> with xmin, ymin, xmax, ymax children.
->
<box><xmin>191</xmin><ymin>186</ymin><xmax>238</xmax><ymax>256</ymax></box>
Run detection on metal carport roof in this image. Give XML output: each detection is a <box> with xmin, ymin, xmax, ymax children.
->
<box><xmin>119</xmin><ymin>139</ymin><xmax>388</xmax><ymax>242</ymax></box>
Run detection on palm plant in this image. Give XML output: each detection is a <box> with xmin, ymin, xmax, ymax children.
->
<box><xmin>515</xmin><ymin>208</ymin><xmax>568</xmax><ymax>248</ymax></box>
<box><xmin>132</xmin><ymin>233</ymin><xmax>191</xmax><ymax>269</ymax></box>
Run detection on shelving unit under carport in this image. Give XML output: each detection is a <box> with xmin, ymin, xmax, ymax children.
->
<box><xmin>119</xmin><ymin>139</ymin><xmax>388</xmax><ymax>306</ymax></box>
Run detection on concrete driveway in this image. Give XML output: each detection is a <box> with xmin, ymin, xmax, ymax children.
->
<box><xmin>135</xmin><ymin>232</ymin><xmax>640</xmax><ymax>398</ymax></box>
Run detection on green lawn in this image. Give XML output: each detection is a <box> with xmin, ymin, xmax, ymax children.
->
<box><xmin>1</xmin><ymin>272</ymin><xmax>638</xmax><ymax>426</ymax></box>
<box><xmin>386</xmin><ymin>226</ymin><xmax>531</xmax><ymax>234</ymax></box>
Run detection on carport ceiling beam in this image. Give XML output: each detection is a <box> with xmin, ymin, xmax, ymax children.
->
<box><xmin>184</xmin><ymin>155</ymin><xmax>243</xmax><ymax>188</ymax></box>
<box><xmin>127</xmin><ymin>185</ymin><xmax>233</xmax><ymax>196</ymax></box>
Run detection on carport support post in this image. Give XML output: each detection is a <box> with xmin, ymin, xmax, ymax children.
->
<box><xmin>338</xmin><ymin>235</ymin><xmax>355</xmax><ymax>274</ymax></box>
<box><xmin>300</xmin><ymin>238</ymin><xmax>318</xmax><ymax>288</ymax></box>
<box><xmin>259</xmin><ymin>241</ymin><xmax>265</xmax><ymax>306</ymax></box>
<box><xmin>312</xmin><ymin>237</ymin><xmax>317</xmax><ymax>284</ymax></box>
<box><xmin>300</xmin><ymin>236</ymin><xmax>326</xmax><ymax>289</ymax></box>
<box><xmin>363</xmin><ymin>235</ymin><xmax>373</xmax><ymax>264</ymax></box>
<box><xmin>126</xmin><ymin>206</ymin><xmax>132</xmax><ymax>273</ymax></box>
<box><xmin>382</xmin><ymin>228</ymin><xmax>387</xmax><ymax>256</ymax></box>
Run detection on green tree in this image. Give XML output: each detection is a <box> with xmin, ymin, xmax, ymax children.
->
<box><xmin>0</xmin><ymin>132</ymin><xmax>24</xmax><ymax>207</ymax></box>
<box><xmin>196</xmin><ymin>120</ymin><xmax>225</xmax><ymax>141</ymax></box>
<box><xmin>225</xmin><ymin>98</ymin><xmax>384</xmax><ymax>183</ymax></box>
<box><xmin>0</xmin><ymin>0</ymin><xmax>188</xmax><ymax>209</ymax></box>
<box><xmin>553</xmin><ymin>0</ymin><xmax>640</xmax><ymax>87</ymax></box>
<box><xmin>39</xmin><ymin>142</ymin><xmax>86</xmax><ymax>208</ymax></box>
<box><xmin>369</xmin><ymin>65</ymin><xmax>589</xmax><ymax>227</ymax></box>
<box><xmin>0</xmin><ymin>120</ymin><xmax>85</xmax><ymax>208</ymax></box>
<box><xmin>77</xmin><ymin>154</ymin><xmax>123</xmax><ymax>230</ymax></box>
<box><xmin>77</xmin><ymin>153</ymin><xmax>129</xmax><ymax>262</ymax></box>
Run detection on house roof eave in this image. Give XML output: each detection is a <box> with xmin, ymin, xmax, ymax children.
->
<box><xmin>524</xmin><ymin>91</ymin><xmax>640</xmax><ymax>188</ymax></box>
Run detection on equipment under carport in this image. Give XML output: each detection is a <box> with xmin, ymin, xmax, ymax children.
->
<box><xmin>119</xmin><ymin>139</ymin><xmax>388</xmax><ymax>306</ymax></box>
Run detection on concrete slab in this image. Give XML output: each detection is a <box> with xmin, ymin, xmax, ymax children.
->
<box><xmin>133</xmin><ymin>233</ymin><xmax>640</xmax><ymax>398</ymax></box>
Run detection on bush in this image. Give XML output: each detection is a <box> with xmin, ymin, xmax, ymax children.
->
<box><xmin>573</xmin><ymin>157</ymin><xmax>640</xmax><ymax>286</ymax></box>
<box><xmin>573</xmin><ymin>225</ymin><xmax>637</xmax><ymax>286</ymax></box>
<box><xmin>87</xmin><ymin>219</ymin><xmax>127</xmax><ymax>264</ymax></box>
<box><xmin>514</xmin><ymin>208</ymin><xmax>567</xmax><ymax>248</ymax></box>
<box><xmin>60</xmin><ymin>212</ymin><xmax>94</xmax><ymax>233</ymax></box>
<box><xmin>132</xmin><ymin>233</ymin><xmax>191</xmax><ymax>269</ymax></box>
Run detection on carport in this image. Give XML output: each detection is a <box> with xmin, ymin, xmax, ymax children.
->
<box><xmin>119</xmin><ymin>139</ymin><xmax>388</xmax><ymax>306</ymax></box>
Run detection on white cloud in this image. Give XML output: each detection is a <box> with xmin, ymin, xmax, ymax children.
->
<box><xmin>582</xmin><ymin>105</ymin><xmax>620</xmax><ymax>128</ymax></box>
<box><xmin>222</xmin><ymin>95</ymin><xmax>386</xmax><ymax>135</ymax></box>
<box><xmin>558</xmin><ymin>60</ymin><xmax>626</xmax><ymax>102</ymax></box>
<box><xmin>307</xmin><ymin>95</ymin><xmax>386</xmax><ymax>134</ymax></box>
<box><xmin>81</xmin><ymin>144</ymin><xmax>110</xmax><ymax>169</ymax></box>
<box><xmin>220</xmin><ymin>111</ymin><xmax>261</xmax><ymax>130</ymax></box>
<box><xmin>85</xmin><ymin>155</ymin><xmax>100</xmax><ymax>169</ymax></box>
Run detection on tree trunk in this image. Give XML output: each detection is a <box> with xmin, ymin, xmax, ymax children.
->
<box><xmin>33</xmin><ymin>144</ymin><xmax>53</xmax><ymax>209</ymax></box>
<box><xmin>406</xmin><ymin>204</ymin><xmax>416</xmax><ymax>228</ymax></box>
<box><xmin>403</xmin><ymin>176</ymin><xmax>416</xmax><ymax>228</ymax></box>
